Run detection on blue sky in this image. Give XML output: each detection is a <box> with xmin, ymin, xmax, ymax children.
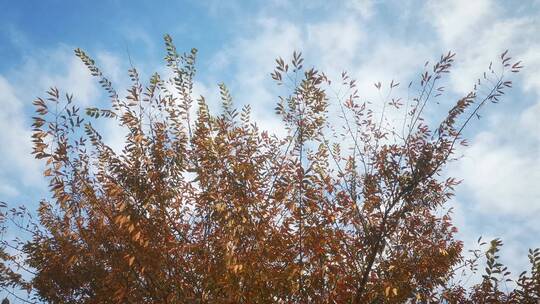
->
<box><xmin>1</xmin><ymin>0</ymin><xmax>539</xmax><ymax>287</ymax></box>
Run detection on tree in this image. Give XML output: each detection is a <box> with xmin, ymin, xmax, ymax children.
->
<box><xmin>0</xmin><ymin>34</ymin><xmax>537</xmax><ymax>303</ymax></box>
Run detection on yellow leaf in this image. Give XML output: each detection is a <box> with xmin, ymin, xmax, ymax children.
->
<box><xmin>215</xmin><ymin>203</ymin><xmax>225</xmax><ymax>212</ymax></box>
<box><xmin>67</xmin><ymin>255</ymin><xmax>77</xmax><ymax>266</ymax></box>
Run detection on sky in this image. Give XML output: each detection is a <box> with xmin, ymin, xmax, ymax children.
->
<box><xmin>0</xmin><ymin>0</ymin><xmax>539</xmax><ymax>288</ymax></box>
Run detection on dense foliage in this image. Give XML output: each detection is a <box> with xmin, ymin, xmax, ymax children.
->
<box><xmin>0</xmin><ymin>35</ymin><xmax>538</xmax><ymax>303</ymax></box>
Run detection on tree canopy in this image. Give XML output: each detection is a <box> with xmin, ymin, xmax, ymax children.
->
<box><xmin>0</xmin><ymin>35</ymin><xmax>538</xmax><ymax>303</ymax></box>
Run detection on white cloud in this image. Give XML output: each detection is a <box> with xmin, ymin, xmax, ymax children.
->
<box><xmin>50</xmin><ymin>55</ymin><xmax>99</xmax><ymax>105</ymax></box>
<box><xmin>96</xmin><ymin>51</ymin><xmax>124</xmax><ymax>86</ymax></box>
<box><xmin>345</xmin><ymin>0</ymin><xmax>375</xmax><ymax>19</ymax></box>
<box><xmin>421</xmin><ymin>0</ymin><xmax>540</xmax><ymax>279</ymax></box>
<box><xmin>454</xmin><ymin>131</ymin><xmax>540</xmax><ymax>215</ymax></box>
<box><xmin>0</xmin><ymin>76</ymin><xmax>42</xmax><ymax>191</ymax></box>
<box><xmin>12</xmin><ymin>46</ymin><xmax>99</xmax><ymax>106</ymax></box>
<box><xmin>425</xmin><ymin>0</ymin><xmax>538</xmax><ymax>94</ymax></box>
<box><xmin>425</xmin><ymin>0</ymin><xmax>495</xmax><ymax>46</ymax></box>
<box><xmin>425</xmin><ymin>0</ymin><xmax>540</xmax><ymax>217</ymax></box>
<box><xmin>201</xmin><ymin>4</ymin><xmax>445</xmax><ymax>141</ymax></box>
<box><xmin>306</xmin><ymin>17</ymin><xmax>365</xmax><ymax>72</ymax></box>
<box><xmin>521</xmin><ymin>44</ymin><xmax>540</xmax><ymax>93</ymax></box>
<box><xmin>204</xmin><ymin>17</ymin><xmax>304</xmax><ymax>137</ymax></box>
<box><xmin>520</xmin><ymin>99</ymin><xmax>540</xmax><ymax>141</ymax></box>
<box><xmin>0</xmin><ymin>45</ymin><xmax>103</xmax><ymax>198</ymax></box>
<box><xmin>0</xmin><ymin>182</ymin><xmax>19</xmax><ymax>198</ymax></box>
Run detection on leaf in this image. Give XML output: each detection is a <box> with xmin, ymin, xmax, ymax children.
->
<box><xmin>128</xmin><ymin>256</ymin><xmax>135</xmax><ymax>267</ymax></box>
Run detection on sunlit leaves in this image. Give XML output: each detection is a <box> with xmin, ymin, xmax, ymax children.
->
<box><xmin>0</xmin><ymin>35</ymin><xmax>535</xmax><ymax>304</ymax></box>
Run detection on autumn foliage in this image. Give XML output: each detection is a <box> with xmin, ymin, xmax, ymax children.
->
<box><xmin>0</xmin><ymin>35</ymin><xmax>538</xmax><ymax>303</ymax></box>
